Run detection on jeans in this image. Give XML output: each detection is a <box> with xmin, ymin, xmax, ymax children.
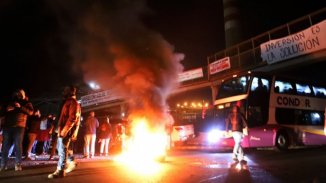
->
<box><xmin>232</xmin><ymin>131</ymin><xmax>244</xmax><ymax>161</ymax></box>
<box><xmin>49</xmin><ymin>133</ymin><xmax>58</xmax><ymax>157</ymax></box>
<box><xmin>99</xmin><ymin>138</ymin><xmax>110</xmax><ymax>154</ymax></box>
<box><xmin>84</xmin><ymin>134</ymin><xmax>96</xmax><ymax>157</ymax></box>
<box><xmin>56</xmin><ymin>136</ymin><xmax>74</xmax><ymax>170</ymax></box>
<box><xmin>26</xmin><ymin>133</ymin><xmax>37</xmax><ymax>157</ymax></box>
<box><xmin>1</xmin><ymin>127</ymin><xmax>25</xmax><ymax>167</ymax></box>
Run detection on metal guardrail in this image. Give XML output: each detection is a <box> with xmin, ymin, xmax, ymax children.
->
<box><xmin>179</xmin><ymin>7</ymin><xmax>326</xmax><ymax>88</ymax></box>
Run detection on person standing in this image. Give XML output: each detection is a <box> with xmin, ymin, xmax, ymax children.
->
<box><xmin>48</xmin><ymin>86</ymin><xmax>81</xmax><ymax>178</ymax></box>
<box><xmin>48</xmin><ymin>114</ymin><xmax>58</xmax><ymax>160</ymax></box>
<box><xmin>35</xmin><ymin>114</ymin><xmax>51</xmax><ymax>155</ymax></box>
<box><xmin>25</xmin><ymin>109</ymin><xmax>42</xmax><ymax>160</ymax></box>
<box><xmin>225</xmin><ymin>105</ymin><xmax>248</xmax><ymax>162</ymax></box>
<box><xmin>0</xmin><ymin>89</ymin><xmax>34</xmax><ymax>171</ymax></box>
<box><xmin>83</xmin><ymin>111</ymin><xmax>99</xmax><ymax>159</ymax></box>
<box><xmin>98</xmin><ymin>117</ymin><xmax>112</xmax><ymax>157</ymax></box>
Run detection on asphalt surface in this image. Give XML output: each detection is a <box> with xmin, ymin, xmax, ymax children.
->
<box><xmin>0</xmin><ymin>153</ymin><xmax>110</xmax><ymax>171</ymax></box>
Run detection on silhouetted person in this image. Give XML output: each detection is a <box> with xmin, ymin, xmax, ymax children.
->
<box><xmin>98</xmin><ymin>117</ymin><xmax>112</xmax><ymax>157</ymax></box>
<box><xmin>83</xmin><ymin>111</ymin><xmax>99</xmax><ymax>159</ymax></box>
<box><xmin>0</xmin><ymin>89</ymin><xmax>33</xmax><ymax>171</ymax></box>
<box><xmin>48</xmin><ymin>86</ymin><xmax>81</xmax><ymax>178</ymax></box>
<box><xmin>225</xmin><ymin>105</ymin><xmax>247</xmax><ymax>162</ymax></box>
<box><xmin>25</xmin><ymin>109</ymin><xmax>42</xmax><ymax>160</ymax></box>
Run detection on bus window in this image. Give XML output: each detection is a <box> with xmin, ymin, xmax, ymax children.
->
<box><xmin>312</xmin><ymin>86</ymin><xmax>326</xmax><ymax>98</ymax></box>
<box><xmin>296</xmin><ymin>83</ymin><xmax>312</xmax><ymax>96</ymax></box>
<box><xmin>276</xmin><ymin>108</ymin><xmax>323</xmax><ymax>126</ymax></box>
<box><xmin>251</xmin><ymin>77</ymin><xmax>269</xmax><ymax>92</ymax></box>
<box><xmin>217</xmin><ymin>76</ymin><xmax>250</xmax><ymax>99</ymax></box>
<box><xmin>275</xmin><ymin>80</ymin><xmax>294</xmax><ymax>94</ymax></box>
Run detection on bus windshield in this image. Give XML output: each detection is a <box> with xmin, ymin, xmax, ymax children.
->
<box><xmin>217</xmin><ymin>75</ymin><xmax>250</xmax><ymax>99</ymax></box>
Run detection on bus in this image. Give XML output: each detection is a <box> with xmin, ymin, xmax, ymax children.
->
<box><xmin>211</xmin><ymin>71</ymin><xmax>326</xmax><ymax>150</ymax></box>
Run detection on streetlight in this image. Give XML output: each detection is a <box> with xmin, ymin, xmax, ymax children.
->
<box><xmin>88</xmin><ymin>81</ymin><xmax>100</xmax><ymax>90</ymax></box>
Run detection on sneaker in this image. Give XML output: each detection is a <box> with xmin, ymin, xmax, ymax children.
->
<box><xmin>48</xmin><ymin>169</ymin><xmax>65</xmax><ymax>179</ymax></box>
<box><xmin>15</xmin><ymin>164</ymin><xmax>22</xmax><ymax>171</ymax></box>
<box><xmin>0</xmin><ymin>166</ymin><xmax>8</xmax><ymax>172</ymax></box>
<box><xmin>65</xmin><ymin>161</ymin><xmax>77</xmax><ymax>173</ymax></box>
<box><xmin>233</xmin><ymin>158</ymin><xmax>239</xmax><ymax>162</ymax></box>
<box><xmin>48</xmin><ymin>156</ymin><xmax>53</xmax><ymax>161</ymax></box>
<box><xmin>83</xmin><ymin>155</ymin><xmax>89</xmax><ymax>159</ymax></box>
<box><xmin>25</xmin><ymin>156</ymin><xmax>33</xmax><ymax>161</ymax></box>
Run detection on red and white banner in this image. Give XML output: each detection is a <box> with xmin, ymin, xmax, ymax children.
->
<box><xmin>178</xmin><ymin>68</ymin><xmax>203</xmax><ymax>82</ymax></box>
<box><xmin>260</xmin><ymin>20</ymin><xmax>326</xmax><ymax>64</ymax></box>
<box><xmin>209</xmin><ymin>57</ymin><xmax>231</xmax><ymax>75</ymax></box>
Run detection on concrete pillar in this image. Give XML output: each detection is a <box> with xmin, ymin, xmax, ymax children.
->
<box><xmin>210</xmin><ymin>84</ymin><xmax>219</xmax><ymax>104</ymax></box>
<box><xmin>223</xmin><ymin>0</ymin><xmax>242</xmax><ymax>47</ymax></box>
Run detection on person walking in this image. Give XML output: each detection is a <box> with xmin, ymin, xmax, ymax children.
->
<box><xmin>225</xmin><ymin>105</ymin><xmax>248</xmax><ymax>162</ymax></box>
<box><xmin>98</xmin><ymin>116</ymin><xmax>112</xmax><ymax>157</ymax></box>
<box><xmin>48</xmin><ymin>86</ymin><xmax>81</xmax><ymax>178</ymax></box>
<box><xmin>0</xmin><ymin>89</ymin><xmax>34</xmax><ymax>171</ymax></box>
<box><xmin>83</xmin><ymin>111</ymin><xmax>99</xmax><ymax>159</ymax></box>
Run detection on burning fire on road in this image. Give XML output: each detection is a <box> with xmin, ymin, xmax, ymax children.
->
<box><xmin>114</xmin><ymin>117</ymin><xmax>169</xmax><ymax>174</ymax></box>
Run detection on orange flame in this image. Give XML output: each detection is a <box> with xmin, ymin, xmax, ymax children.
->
<box><xmin>114</xmin><ymin>117</ymin><xmax>168</xmax><ymax>174</ymax></box>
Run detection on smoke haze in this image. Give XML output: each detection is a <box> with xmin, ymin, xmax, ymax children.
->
<box><xmin>49</xmin><ymin>0</ymin><xmax>184</xmax><ymax>126</ymax></box>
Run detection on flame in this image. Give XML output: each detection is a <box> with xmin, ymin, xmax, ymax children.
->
<box><xmin>114</xmin><ymin>117</ymin><xmax>168</xmax><ymax>175</ymax></box>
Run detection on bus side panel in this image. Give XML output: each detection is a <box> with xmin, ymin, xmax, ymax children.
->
<box><xmin>247</xmin><ymin>126</ymin><xmax>276</xmax><ymax>147</ymax></box>
<box><xmin>303</xmin><ymin>131</ymin><xmax>326</xmax><ymax>146</ymax></box>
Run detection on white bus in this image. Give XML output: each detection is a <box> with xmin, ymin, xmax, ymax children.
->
<box><xmin>212</xmin><ymin>71</ymin><xmax>326</xmax><ymax>150</ymax></box>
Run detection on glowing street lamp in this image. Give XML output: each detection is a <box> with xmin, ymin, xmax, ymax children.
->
<box><xmin>88</xmin><ymin>81</ymin><xmax>100</xmax><ymax>90</ymax></box>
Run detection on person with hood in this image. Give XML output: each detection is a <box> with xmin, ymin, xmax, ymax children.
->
<box><xmin>48</xmin><ymin>86</ymin><xmax>81</xmax><ymax>178</ymax></box>
<box><xmin>0</xmin><ymin>89</ymin><xmax>33</xmax><ymax>171</ymax></box>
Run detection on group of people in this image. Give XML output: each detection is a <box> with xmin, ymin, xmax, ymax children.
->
<box><xmin>0</xmin><ymin>85</ymin><xmax>248</xmax><ymax>178</ymax></box>
<box><xmin>82</xmin><ymin>111</ymin><xmax>112</xmax><ymax>159</ymax></box>
<box><xmin>25</xmin><ymin>110</ymin><xmax>55</xmax><ymax>160</ymax></box>
<box><xmin>0</xmin><ymin>86</ymin><xmax>82</xmax><ymax>179</ymax></box>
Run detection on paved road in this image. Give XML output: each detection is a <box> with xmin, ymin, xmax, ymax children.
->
<box><xmin>0</xmin><ymin>147</ymin><xmax>326</xmax><ymax>183</ymax></box>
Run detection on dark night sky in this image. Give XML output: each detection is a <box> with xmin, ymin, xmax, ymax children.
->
<box><xmin>0</xmin><ymin>0</ymin><xmax>325</xmax><ymax>101</ymax></box>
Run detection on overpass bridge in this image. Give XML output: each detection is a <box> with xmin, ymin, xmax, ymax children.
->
<box><xmin>176</xmin><ymin>7</ymin><xmax>326</xmax><ymax>102</ymax></box>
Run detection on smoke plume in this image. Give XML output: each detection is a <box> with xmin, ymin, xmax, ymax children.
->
<box><xmin>49</xmin><ymin>0</ymin><xmax>184</xmax><ymax>127</ymax></box>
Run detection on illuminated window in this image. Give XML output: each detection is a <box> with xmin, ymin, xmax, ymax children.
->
<box><xmin>217</xmin><ymin>75</ymin><xmax>249</xmax><ymax>98</ymax></box>
<box><xmin>296</xmin><ymin>83</ymin><xmax>311</xmax><ymax>95</ymax></box>
<box><xmin>312</xmin><ymin>86</ymin><xmax>326</xmax><ymax>97</ymax></box>
<box><xmin>251</xmin><ymin>77</ymin><xmax>269</xmax><ymax>91</ymax></box>
<box><xmin>275</xmin><ymin>80</ymin><xmax>293</xmax><ymax>94</ymax></box>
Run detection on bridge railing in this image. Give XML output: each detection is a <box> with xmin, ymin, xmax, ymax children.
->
<box><xmin>180</xmin><ymin>7</ymin><xmax>326</xmax><ymax>87</ymax></box>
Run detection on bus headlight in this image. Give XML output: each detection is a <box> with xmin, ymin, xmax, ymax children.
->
<box><xmin>208</xmin><ymin>129</ymin><xmax>223</xmax><ymax>143</ymax></box>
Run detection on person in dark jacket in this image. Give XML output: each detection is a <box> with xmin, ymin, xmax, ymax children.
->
<box><xmin>225</xmin><ymin>105</ymin><xmax>248</xmax><ymax>162</ymax></box>
<box><xmin>48</xmin><ymin>86</ymin><xmax>81</xmax><ymax>178</ymax></box>
<box><xmin>98</xmin><ymin>117</ymin><xmax>112</xmax><ymax>157</ymax></box>
<box><xmin>0</xmin><ymin>89</ymin><xmax>33</xmax><ymax>171</ymax></box>
<box><xmin>25</xmin><ymin>109</ymin><xmax>42</xmax><ymax>160</ymax></box>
